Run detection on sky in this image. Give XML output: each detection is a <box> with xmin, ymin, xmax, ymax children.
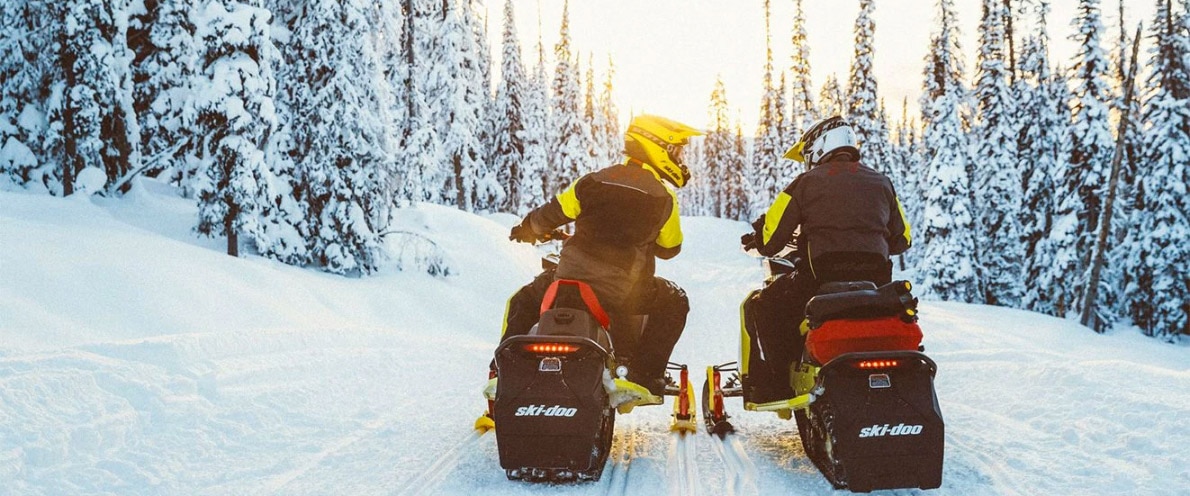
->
<box><xmin>488</xmin><ymin>0</ymin><xmax>1156</xmax><ymax>132</ymax></box>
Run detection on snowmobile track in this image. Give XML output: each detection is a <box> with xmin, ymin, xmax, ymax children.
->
<box><xmin>667</xmin><ymin>432</ymin><xmax>700</xmax><ymax>496</ymax></box>
<box><xmin>602</xmin><ymin>423</ymin><xmax>639</xmax><ymax>496</ymax></box>
<box><xmin>261</xmin><ymin>418</ymin><xmax>390</xmax><ymax>495</ymax></box>
<box><xmin>395</xmin><ymin>430</ymin><xmax>487</xmax><ymax>496</ymax></box>
<box><xmin>709</xmin><ymin>433</ymin><xmax>759</xmax><ymax>496</ymax></box>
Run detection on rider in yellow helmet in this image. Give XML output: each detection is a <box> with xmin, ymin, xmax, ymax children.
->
<box><xmin>740</xmin><ymin>116</ymin><xmax>912</xmax><ymax>404</ymax></box>
<box><xmin>503</xmin><ymin>114</ymin><xmax>703</xmax><ymax>397</ymax></box>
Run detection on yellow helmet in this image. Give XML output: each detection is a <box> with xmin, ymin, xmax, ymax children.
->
<box><xmin>624</xmin><ymin>114</ymin><xmax>703</xmax><ymax>188</ymax></box>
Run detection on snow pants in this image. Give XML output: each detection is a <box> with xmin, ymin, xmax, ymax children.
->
<box><xmin>500</xmin><ymin>269</ymin><xmax>689</xmax><ymax>386</ymax></box>
<box><xmin>744</xmin><ymin>253</ymin><xmax>893</xmax><ymax>403</ymax></box>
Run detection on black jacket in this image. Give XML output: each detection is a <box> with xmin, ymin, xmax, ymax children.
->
<box><xmin>525</xmin><ymin>162</ymin><xmax>682</xmax><ymax>312</ymax></box>
<box><xmin>756</xmin><ymin>159</ymin><xmax>911</xmax><ymax>263</ymax></box>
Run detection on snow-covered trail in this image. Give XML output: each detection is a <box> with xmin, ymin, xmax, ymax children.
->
<box><xmin>2</xmin><ymin>186</ymin><xmax>1188</xmax><ymax>495</ymax></box>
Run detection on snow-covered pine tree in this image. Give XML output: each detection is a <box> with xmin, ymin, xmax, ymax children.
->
<box><xmin>278</xmin><ymin>0</ymin><xmax>395</xmax><ymax>273</ymax></box>
<box><xmin>917</xmin><ymin>0</ymin><xmax>980</xmax><ymax>302</ymax></box>
<box><xmin>0</xmin><ymin>1</ymin><xmax>64</xmax><ymax>191</ymax></box>
<box><xmin>704</xmin><ymin>77</ymin><xmax>734</xmax><ymax>218</ymax></box>
<box><xmin>752</xmin><ymin>0</ymin><xmax>789</xmax><ymax>217</ymax></box>
<box><xmin>1018</xmin><ymin>1</ymin><xmax>1075</xmax><ymax>316</ymax></box>
<box><xmin>847</xmin><ymin>0</ymin><xmax>885</xmax><ymax>173</ymax></box>
<box><xmin>491</xmin><ymin>0</ymin><xmax>530</xmax><ymax>213</ymax></box>
<box><xmin>58</xmin><ymin>0</ymin><xmax>142</xmax><ymax>195</ymax></box>
<box><xmin>819</xmin><ymin>73</ymin><xmax>845</xmax><ymax>119</ymax></box>
<box><xmin>973</xmin><ymin>0</ymin><xmax>1024</xmax><ymax>306</ymax></box>
<box><xmin>677</xmin><ymin>138</ymin><xmax>708</xmax><ymax>215</ymax></box>
<box><xmin>1128</xmin><ymin>0</ymin><xmax>1190</xmax><ymax>339</ymax></box>
<box><xmin>893</xmin><ymin>98</ymin><xmax>922</xmax><ymax>270</ymax></box>
<box><xmin>517</xmin><ymin>30</ymin><xmax>551</xmax><ymax>214</ymax></box>
<box><xmin>1105</xmin><ymin>0</ymin><xmax>1143</xmax><ymax>318</ymax></box>
<box><xmin>788</xmin><ymin>0</ymin><xmax>817</xmax><ymax>138</ymax></box>
<box><xmin>727</xmin><ymin>122</ymin><xmax>753</xmax><ymax>221</ymax></box>
<box><xmin>376</xmin><ymin>0</ymin><xmax>408</xmax><ymax>209</ymax></box>
<box><xmin>593</xmin><ymin>58</ymin><xmax>622</xmax><ymax>167</ymax></box>
<box><xmin>444</xmin><ymin>0</ymin><xmax>488</xmax><ymax>211</ymax></box>
<box><xmin>468</xmin><ymin>2</ymin><xmax>502</xmax><ymax>212</ymax></box>
<box><xmin>1047</xmin><ymin>0</ymin><xmax>1114</xmax><ymax>317</ymax></box>
<box><xmin>191</xmin><ymin>0</ymin><xmax>280</xmax><ymax>258</ymax></box>
<box><xmin>549</xmin><ymin>0</ymin><xmax>590</xmax><ymax>195</ymax></box>
<box><xmin>133</xmin><ymin>0</ymin><xmax>198</xmax><ymax>189</ymax></box>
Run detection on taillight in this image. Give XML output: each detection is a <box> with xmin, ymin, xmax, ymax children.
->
<box><xmin>525</xmin><ymin>343</ymin><xmax>581</xmax><ymax>354</ymax></box>
<box><xmin>855</xmin><ymin>359</ymin><xmax>899</xmax><ymax>369</ymax></box>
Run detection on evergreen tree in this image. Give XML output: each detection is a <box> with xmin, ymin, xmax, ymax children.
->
<box><xmin>518</xmin><ymin>31</ymin><xmax>551</xmax><ymax>213</ymax></box>
<box><xmin>727</xmin><ymin>122</ymin><xmax>753</xmax><ymax>221</ymax></box>
<box><xmin>593</xmin><ymin>58</ymin><xmax>621</xmax><ymax>166</ymax></box>
<box><xmin>819</xmin><ymin>73</ymin><xmax>846</xmax><ymax>118</ymax></box>
<box><xmin>279</xmin><ymin>0</ymin><xmax>395</xmax><ymax>273</ymax></box>
<box><xmin>974</xmin><ymin>0</ymin><xmax>1024</xmax><ymax>306</ymax></box>
<box><xmin>704</xmin><ymin>77</ymin><xmax>734</xmax><ymax>218</ymax></box>
<box><xmin>468</xmin><ymin>2</ymin><xmax>502</xmax><ymax>212</ymax></box>
<box><xmin>1049</xmin><ymin>0</ymin><xmax>1114</xmax><ymax>317</ymax></box>
<box><xmin>191</xmin><ymin>0</ymin><xmax>282</xmax><ymax>258</ymax></box>
<box><xmin>133</xmin><ymin>0</ymin><xmax>198</xmax><ymax>185</ymax></box>
<box><xmin>1106</xmin><ymin>0</ymin><xmax>1143</xmax><ymax>319</ymax></box>
<box><xmin>549</xmin><ymin>0</ymin><xmax>590</xmax><ymax>193</ymax></box>
<box><xmin>0</xmin><ymin>1</ymin><xmax>64</xmax><ymax>191</ymax></box>
<box><xmin>1018</xmin><ymin>1</ymin><xmax>1075</xmax><ymax>316</ymax></box>
<box><xmin>1128</xmin><ymin>0</ymin><xmax>1190</xmax><ymax>338</ymax></box>
<box><xmin>58</xmin><ymin>0</ymin><xmax>142</xmax><ymax>195</ymax></box>
<box><xmin>491</xmin><ymin>0</ymin><xmax>530</xmax><ymax>213</ymax></box>
<box><xmin>918</xmin><ymin>0</ymin><xmax>980</xmax><ymax>301</ymax></box>
<box><xmin>788</xmin><ymin>0</ymin><xmax>817</xmax><ymax>138</ymax></box>
<box><xmin>847</xmin><ymin>0</ymin><xmax>884</xmax><ymax>172</ymax></box>
<box><xmin>753</xmin><ymin>0</ymin><xmax>786</xmax><ymax>215</ymax></box>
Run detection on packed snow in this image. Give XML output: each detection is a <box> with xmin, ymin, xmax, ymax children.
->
<box><xmin>1</xmin><ymin>180</ymin><xmax>1187</xmax><ymax>495</ymax></box>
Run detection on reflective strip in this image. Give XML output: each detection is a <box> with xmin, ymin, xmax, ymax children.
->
<box><xmin>499</xmin><ymin>293</ymin><xmax>515</xmax><ymax>338</ymax></box>
<box><xmin>556</xmin><ymin>179</ymin><xmax>582</xmax><ymax>219</ymax></box>
<box><xmin>656</xmin><ymin>188</ymin><xmax>683</xmax><ymax>248</ymax></box>
<box><xmin>763</xmin><ymin>192</ymin><xmax>793</xmax><ymax>246</ymax></box>
<box><xmin>896</xmin><ymin>196</ymin><xmax>912</xmax><ymax>246</ymax></box>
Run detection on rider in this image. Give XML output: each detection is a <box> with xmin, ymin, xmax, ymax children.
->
<box><xmin>741</xmin><ymin>116</ymin><xmax>912</xmax><ymax>403</ymax></box>
<box><xmin>502</xmin><ymin>114</ymin><xmax>702</xmax><ymax>398</ymax></box>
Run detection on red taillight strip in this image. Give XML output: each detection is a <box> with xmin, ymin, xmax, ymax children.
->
<box><xmin>856</xmin><ymin>359</ymin><xmax>899</xmax><ymax>369</ymax></box>
<box><xmin>525</xmin><ymin>343</ymin><xmax>581</xmax><ymax>354</ymax></box>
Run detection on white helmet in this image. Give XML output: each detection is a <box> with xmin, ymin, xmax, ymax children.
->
<box><xmin>783</xmin><ymin>116</ymin><xmax>859</xmax><ymax>167</ymax></box>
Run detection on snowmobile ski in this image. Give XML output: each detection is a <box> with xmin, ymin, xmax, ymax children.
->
<box><xmin>668</xmin><ymin>363</ymin><xmax>697</xmax><ymax>433</ymax></box>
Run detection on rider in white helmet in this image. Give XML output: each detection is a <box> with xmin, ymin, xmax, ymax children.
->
<box><xmin>739</xmin><ymin>116</ymin><xmax>912</xmax><ymax>404</ymax></box>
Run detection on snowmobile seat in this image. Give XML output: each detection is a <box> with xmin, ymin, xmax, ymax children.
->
<box><xmin>805</xmin><ymin>280</ymin><xmax>917</xmax><ymax>329</ymax></box>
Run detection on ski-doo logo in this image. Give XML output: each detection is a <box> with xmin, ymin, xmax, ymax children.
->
<box><xmin>858</xmin><ymin>423</ymin><xmax>924</xmax><ymax>438</ymax></box>
<box><xmin>514</xmin><ymin>405</ymin><xmax>578</xmax><ymax>417</ymax></box>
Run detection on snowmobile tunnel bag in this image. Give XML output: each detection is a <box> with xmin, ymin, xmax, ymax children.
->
<box><xmin>818</xmin><ymin>350</ymin><xmax>944</xmax><ymax>492</ymax></box>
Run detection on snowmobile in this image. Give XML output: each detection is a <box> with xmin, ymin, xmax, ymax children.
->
<box><xmin>476</xmin><ymin>231</ymin><xmax>696</xmax><ymax>482</ymax></box>
<box><xmin>703</xmin><ymin>255</ymin><xmax>944</xmax><ymax>492</ymax></box>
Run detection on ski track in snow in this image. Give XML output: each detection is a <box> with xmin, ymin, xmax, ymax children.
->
<box><xmin>3</xmin><ymin>190</ymin><xmax>1189</xmax><ymax>495</ymax></box>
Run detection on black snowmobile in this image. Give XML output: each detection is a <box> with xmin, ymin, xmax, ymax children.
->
<box><xmin>704</xmin><ymin>255</ymin><xmax>945</xmax><ymax>492</ymax></box>
<box><xmin>477</xmin><ymin>234</ymin><xmax>696</xmax><ymax>482</ymax></box>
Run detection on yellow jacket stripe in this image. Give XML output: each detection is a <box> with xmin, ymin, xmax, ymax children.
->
<box><xmin>556</xmin><ymin>179</ymin><xmax>582</xmax><ymax>219</ymax></box>
<box><xmin>656</xmin><ymin>189</ymin><xmax>683</xmax><ymax>249</ymax></box>
<box><xmin>895</xmin><ymin>196</ymin><xmax>911</xmax><ymax>247</ymax></box>
<box><xmin>763</xmin><ymin>192</ymin><xmax>793</xmax><ymax>246</ymax></box>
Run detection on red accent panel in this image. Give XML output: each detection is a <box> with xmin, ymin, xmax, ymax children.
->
<box><xmin>540</xmin><ymin>279</ymin><xmax>612</xmax><ymax>329</ymax></box>
<box><xmin>805</xmin><ymin>317</ymin><xmax>923</xmax><ymax>364</ymax></box>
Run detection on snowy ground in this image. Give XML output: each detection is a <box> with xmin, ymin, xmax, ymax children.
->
<box><xmin>1</xmin><ymin>180</ymin><xmax>1188</xmax><ymax>496</ymax></box>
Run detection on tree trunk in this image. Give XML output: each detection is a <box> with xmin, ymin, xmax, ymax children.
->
<box><xmin>1080</xmin><ymin>25</ymin><xmax>1142</xmax><ymax>331</ymax></box>
<box><xmin>225</xmin><ymin>208</ymin><xmax>239</xmax><ymax>257</ymax></box>
<box><xmin>60</xmin><ymin>29</ymin><xmax>77</xmax><ymax>197</ymax></box>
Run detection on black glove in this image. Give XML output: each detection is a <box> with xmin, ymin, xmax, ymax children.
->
<box><xmin>509</xmin><ymin>221</ymin><xmax>538</xmax><ymax>243</ymax></box>
<box><xmin>741</xmin><ymin>232</ymin><xmax>759</xmax><ymax>251</ymax></box>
